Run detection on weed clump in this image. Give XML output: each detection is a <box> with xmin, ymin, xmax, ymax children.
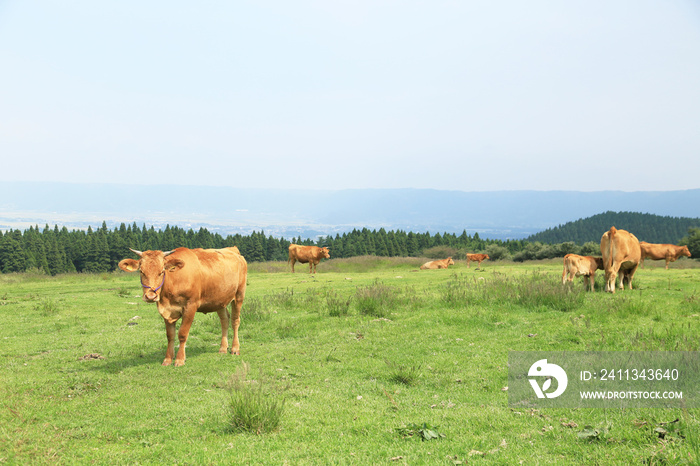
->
<box><xmin>226</xmin><ymin>363</ymin><xmax>285</xmax><ymax>435</ymax></box>
<box><xmin>243</xmin><ymin>297</ymin><xmax>271</xmax><ymax>322</ymax></box>
<box><xmin>325</xmin><ymin>290</ymin><xmax>351</xmax><ymax>317</ymax></box>
<box><xmin>386</xmin><ymin>360</ymin><xmax>421</xmax><ymax>386</ymax></box>
<box><xmin>441</xmin><ymin>272</ymin><xmax>586</xmax><ymax>312</ymax></box>
<box><xmin>355</xmin><ymin>280</ymin><xmax>397</xmax><ymax>318</ymax></box>
<box><xmin>35</xmin><ymin>298</ymin><xmax>60</xmax><ymax>316</ymax></box>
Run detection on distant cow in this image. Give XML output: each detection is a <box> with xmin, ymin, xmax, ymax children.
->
<box><xmin>288</xmin><ymin>244</ymin><xmax>330</xmax><ymax>273</ymax></box>
<box><xmin>420</xmin><ymin>257</ymin><xmax>455</xmax><ymax>270</ymax></box>
<box><xmin>466</xmin><ymin>253</ymin><xmax>490</xmax><ymax>269</ymax></box>
<box><xmin>640</xmin><ymin>242</ymin><xmax>691</xmax><ymax>269</ymax></box>
<box><xmin>600</xmin><ymin>227</ymin><xmax>641</xmax><ymax>293</ymax></box>
<box><xmin>118</xmin><ymin>247</ymin><xmax>247</xmax><ymax>366</ymax></box>
<box><xmin>561</xmin><ymin>254</ymin><xmax>604</xmax><ymax>291</ymax></box>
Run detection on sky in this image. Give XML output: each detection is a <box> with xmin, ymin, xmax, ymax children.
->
<box><xmin>1</xmin><ymin>1</ymin><xmax>699</xmax><ymax>192</ymax></box>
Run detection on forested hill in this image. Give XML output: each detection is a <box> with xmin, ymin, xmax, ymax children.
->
<box><xmin>527</xmin><ymin>211</ymin><xmax>700</xmax><ymax>244</ymax></box>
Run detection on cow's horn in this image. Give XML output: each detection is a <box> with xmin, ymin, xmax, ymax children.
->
<box><xmin>163</xmin><ymin>250</ymin><xmax>175</xmax><ymax>257</ymax></box>
<box><xmin>129</xmin><ymin>248</ymin><xmax>143</xmax><ymax>257</ymax></box>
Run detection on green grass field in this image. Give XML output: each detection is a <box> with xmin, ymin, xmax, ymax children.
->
<box><xmin>1</xmin><ymin>257</ymin><xmax>699</xmax><ymax>464</ymax></box>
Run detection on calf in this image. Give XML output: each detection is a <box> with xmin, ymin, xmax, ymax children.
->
<box><xmin>562</xmin><ymin>254</ymin><xmax>604</xmax><ymax>291</ymax></box>
<box><xmin>466</xmin><ymin>253</ymin><xmax>490</xmax><ymax>269</ymax></box>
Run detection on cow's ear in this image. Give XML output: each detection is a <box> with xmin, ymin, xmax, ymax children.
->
<box><xmin>165</xmin><ymin>257</ymin><xmax>185</xmax><ymax>272</ymax></box>
<box><xmin>118</xmin><ymin>259</ymin><xmax>140</xmax><ymax>273</ymax></box>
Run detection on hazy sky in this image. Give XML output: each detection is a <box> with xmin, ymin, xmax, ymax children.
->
<box><xmin>1</xmin><ymin>1</ymin><xmax>699</xmax><ymax>192</ymax></box>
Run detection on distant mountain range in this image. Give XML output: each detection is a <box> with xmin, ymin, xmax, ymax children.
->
<box><xmin>2</xmin><ymin>182</ymin><xmax>700</xmax><ymax>240</ymax></box>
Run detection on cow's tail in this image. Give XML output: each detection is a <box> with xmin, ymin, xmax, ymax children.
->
<box><xmin>605</xmin><ymin>226</ymin><xmax>617</xmax><ymax>270</ymax></box>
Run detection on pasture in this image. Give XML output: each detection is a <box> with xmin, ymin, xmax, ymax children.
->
<box><xmin>1</xmin><ymin>257</ymin><xmax>699</xmax><ymax>464</ymax></box>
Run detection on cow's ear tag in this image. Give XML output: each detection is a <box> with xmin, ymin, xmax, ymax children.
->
<box><xmin>118</xmin><ymin>259</ymin><xmax>140</xmax><ymax>273</ymax></box>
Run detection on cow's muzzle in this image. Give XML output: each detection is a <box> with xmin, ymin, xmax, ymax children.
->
<box><xmin>141</xmin><ymin>274</ymin><xmax>165</xmax><ymax>303</ymax></box>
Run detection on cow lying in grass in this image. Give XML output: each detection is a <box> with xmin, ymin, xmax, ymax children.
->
<box><xmin>420</xmin><ymin>257</ymin><xmax>455</xmax><ymax>270</ymax></box>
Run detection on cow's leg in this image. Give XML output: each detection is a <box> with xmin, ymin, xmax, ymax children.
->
<box><xmin>605</xmin><ymin>269</ymin><xmax>616</xmax><ymax>293</ymax></box>
<box><xmin>588</xmin><ymin>273</ymin><xmax>595</xmax><ymax>291</ymax></box>
<box><xmin>309</xmin><ymin>261</ymin><xmax>314</xmax><ymax>274</ymax></box>
<box><xmin>289</xmin><ymin>258</ymin><xmax>296</xmax><ymax>273</ymax></box>
<box><xmin>466</xmin><ymin>260</ymin><xmax>470</xmax><ymax>268</ymax></box>
<box><xmin>217</xmin><ymin>307</ymin><xmax>230</xmax><ymax>354</ymax></box>
<box><xmin>665</xmin><ymin>256</ymin><xmax>671</xmax><ymax>269</ymax></box>
<box><xmin>174</xmin><ymin>304</ymin><xmax>197</xmax><ymax>366</ymax></box>
<box><xmin>616</xmin><ymin>268</ymin><xmax>625</xmax><ymax>290</ymax></box>
<box><xmin>230</xmin><ymin>283</ymin><xmax>246</xmax><ymax>355</ymax></box>
<box><xmin>626</xmin><ymin>265</ymin><xmax>639</xmax><ymax>290</ymax></box>
<box><xmin>163</xmin><ymin>319</ymin><xmax>176</xmax><ymax>366</ymax></box>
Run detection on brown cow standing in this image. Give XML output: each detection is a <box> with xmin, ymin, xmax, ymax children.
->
<box><xmin>118</xmin><ymin>247</ymin><xmax>247</xmax><ymax>366</ymax></box>
<box><xmin>466</xmin><ymin>253</ymin><xmax>490</xmax><ymax>269</ymax></box>
<box><xmin>639</xmin><ymin>242</ymin><xmax>691</xmax><ymax>269</ymax></box>
<box><xmin>561</xmin><ymin>254</ymin><xmax>604</xmax><ymax>291</ymax></box>
<box><xmin>420</xmin><ymin>257</ymin><xmax>455</xmax><ymax>270</ymax></box>
<box><xmin>288</xmin><ymin>244</ymin><xmax>330</xmax><ymax>273</ymax></box>
<box><xmin>600</xmin><ymin>227</ymin><xmax>641</xmax><ymax>293</ymax></box>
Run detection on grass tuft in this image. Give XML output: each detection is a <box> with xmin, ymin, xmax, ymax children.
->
<box><xmin>355</xmin><ymin>280</ymin><xmax>397</xmax><ymax>317</ymax></box>
<box><xmin>325</xmin><ymin>289</ymin><xmax>352</xmax><ymax>317</ymax></box>
<box><xmin>226</xmin><ymin>363</ymin><xmax>285</xmax><ymax>435</ymax></box>
<box><xmin>35</xmin><ymin>298</ymin><xmax>60</xmax><ymax>316</ymax></box>
<box><xmin>386</xmin><ymin>361</ymin><xmax>421</xmax><ymax>386</ymax></box>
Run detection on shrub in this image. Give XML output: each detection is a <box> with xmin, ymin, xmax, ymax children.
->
<box><xmin>580</xmin><ymin>241</ymin><xmax>600</xmax><ymax>256</ymax></box>
<box><xmin>485</xmin><ymin>244</ymin><xmax>510</xmax><ymax>261</ymax></box>
<box><xmin>421</xmin><ymin>245</ymin><xmax>459</xmax><ymax>260</ymax></box>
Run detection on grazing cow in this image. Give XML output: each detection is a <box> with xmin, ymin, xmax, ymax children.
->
<box><xmin>600</xmin><ymin>227</ymin><xmax>641</xmax><ymax>293</ymax></box>
<box><xmin>118</xmin><ymin>247</ymin><xmax>247</xmax><ymax>366</ymax></box>
<box><xmin>561</xmin><ymin>254</ymin><xmax>604</xmax><ymax>291</ymax></box>
<box><xmin>639</xmin><ymin>242</ymin><xmax>691</xmax><ymax>269</ymax></box>
<box><xmin>420</xmin><ymin>257</ymin><xmax>455</xmax><ymax>270</ymax></box>
<box><xmin>288</xmin><ymin>244</ymin><xmax>330</xmax><ymax>273</ymax></box>
<box><xmin>466</xmin><ymin>253</ymin><xmax>490</xmax><ymax>269</ymax></box>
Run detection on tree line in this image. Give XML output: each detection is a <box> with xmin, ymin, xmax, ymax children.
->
<box><xmin>1</xmin><ymin>218</ymin><xmax>698</xmax><ymax>275</ymax></box>
<box><xmin>0</xmin><ymin>222</ymin><xmax>511</xmax><ymax>275</ymax></box>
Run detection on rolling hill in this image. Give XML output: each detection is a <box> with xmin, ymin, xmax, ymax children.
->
<box><xmin>526</xmin><ymin>211</ymin><xmax>700</xmax><ymax>244</ymax></box>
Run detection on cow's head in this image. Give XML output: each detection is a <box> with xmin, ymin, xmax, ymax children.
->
<box><xmin>594</xmin><ymin>257</ymin><xmax>604</xmax><ymax>270</ymax></box>
<box><xmin>680</xmin><ymin>246</ymin><xmax>692</xmax><ymax>258</ymax></box>
<box><xmin>447</xmin><ymin>257</ymin><xmax>454</xmax><ymax>265</ymax></box>
<box><xmin>118</xmin><ymin>248</ymin><xmax>183</xmax><ymax>303</ymax></box>
<box><xmin>321</xmin><ymin>247</ymin><xmax>330</xmax><ymax>259</ymax></box>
